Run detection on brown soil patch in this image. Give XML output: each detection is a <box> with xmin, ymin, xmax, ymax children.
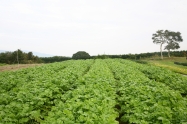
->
<box><xmin>0</xmin><ymin>64</ymin><xmax>43</xmax><ymax>72</ymax></box>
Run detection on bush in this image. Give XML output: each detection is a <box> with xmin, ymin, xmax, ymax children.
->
<box><xmin>174</xmin><ymin>62</ymin><xmax>187</xmax><ymax>66</ymax></box>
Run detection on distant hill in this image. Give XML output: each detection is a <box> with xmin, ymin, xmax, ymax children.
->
<box><xmin>0</xmin><ymin>50</ymin><xmax>6</xmax><ymax>53</ymax></box>
<box><xmin>33</xmin><ymin>52</ymin><xmax>54</xmax><ymax>57</ymax></box>
<box><xmin>25</xmin><ymin>51</ymin><xmax>54</xmax><ymax>57</ymax></box>
<box><xmin>0</xmin><ymin>50</ymin><xmax>54</xmax><ymax>57</ymax></box>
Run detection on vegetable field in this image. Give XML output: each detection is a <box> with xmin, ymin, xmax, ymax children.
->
<box><xmin>0</xmin><ymin>59</ymin><xmax>187</xmax><ymax>124</ymax></box>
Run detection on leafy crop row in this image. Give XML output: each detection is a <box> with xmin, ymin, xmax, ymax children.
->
<box><xmin>0</xmin><ymin>60</ymin><xmax>71</xmax><ymax>93</ymax></box>
<box><xmin>120</xmin><ymin>59</ymin><xmax>187</xmax><ymax>96</ymax></box>
<box><xmin>0</xmin><ymin>59</ymin><xmax>187</xmax><ymax>124</ymax></box>
<box><xmin>43</xmin><ymin>59</ymin><xmax>118</xmax><ymax>124</ymax></box>
<box><xmin>105</xmin><ymin>59</ymin><xmax>187</xmax><ymax>123</ymax></box>
<box><xmin>0</xmin><ymin>60</ymin><xmax>94</xmax><ymax>123</ymax></box>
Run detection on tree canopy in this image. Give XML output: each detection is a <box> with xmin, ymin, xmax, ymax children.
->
<box><xmin>72</xmin><ymin>51</ymin><xmax>90</xmax><ymax>60</ymax></box>
<box><xmin>152</xmin><ymin>30</ymin><xmax>183</xmax><ymax>59</ymax></box>
<box><xmin>164</xmin><ymin>31</ymin><xmax>183</xmax><ymax>57</ymax></box>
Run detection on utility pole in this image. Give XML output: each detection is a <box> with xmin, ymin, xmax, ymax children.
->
<box><xmin>17</xmin><ymin>49</ymin><xmax>19</xmax><ymax>67</ymax></box>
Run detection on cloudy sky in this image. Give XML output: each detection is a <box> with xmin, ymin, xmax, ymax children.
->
<box><xmin>0</xmin><ymin>0</ymin><xmax>187</xmax><ymax>57</ymax></box>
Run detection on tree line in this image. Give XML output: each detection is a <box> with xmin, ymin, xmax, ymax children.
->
<box><xmin>72</xmin><ymin>51</ymin><xmax>187</xmax><ymax>60</ymax></box>
<box><xmin>0</xmin><ymin>49</ymin><xmax>42</xmax><ymax>64</ymax></box>
<box><xmin>0</xmin><ymin>50</ymin><xmax>186</xmax><ymax>64</ymax></box>
<box><xmin>0</xmin><ymin>29</ymin><xmax>185</xmax><ymax>64</ymax></box>
<box><xmin>40</xmin><ymin>56</ymin><xmax>71</xmax><ymax>63</ymax></box>
<box><xmin>0</xmin><ymin>50</ymin><xmax>71</xmax><ymax>64</ymax></box>
<box><xmin>91</xmin><ymin>50</ymin><xmax>187</xmax><ymax>60</ymax></box>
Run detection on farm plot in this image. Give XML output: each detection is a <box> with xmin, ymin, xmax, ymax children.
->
<box><xmin>0</xmin><ymin>59</ymin><xmax>187</xmax><ymax>124</ymax></box>
<box><xmin>105</xmin><ymin>59</ymin><xmax>187</xmax><ymax>123</ymax></box>
<box><xmin>119</xmin><ymin>59</ymin><xmax>187</xmax><ymax>96</ymax></box>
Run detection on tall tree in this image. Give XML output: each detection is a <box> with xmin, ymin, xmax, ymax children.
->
<box><xmin>12</xmin><ymin>49</ymin><xmax>24</xmax><ymax>63</ymax></box>
<box><xmin>152</xmin><ymin>30</ymin><xmax>170</xmax><ymax>59</ymax></box>
<box><xmin>164</xmin><ymin>42</ymin><xmax>180</xmax><ymax>57</ymax></box>
<box><xmin>28</xmin><ymin>52</ymin><xmax>33</xmax><ymax>60</ymax></box>
<box><xmin>164</xmin><ymin>31</ymin><xmax>183</xmax><ymax>57</ymax></box>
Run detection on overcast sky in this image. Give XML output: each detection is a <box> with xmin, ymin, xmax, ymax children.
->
<box><xmin>0</xmin><ymin>0</ymin><xmax>187</xmax><ymax>57</ymax></box>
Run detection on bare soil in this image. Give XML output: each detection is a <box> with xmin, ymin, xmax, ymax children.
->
<box><xmin>0</xmin><ymin>64</ymin><xmax>42</xmax><ymax>72</ymax></box>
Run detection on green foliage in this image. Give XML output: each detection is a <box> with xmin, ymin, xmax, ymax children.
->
<box><xmin>152</xmin><ymin>30</ymin><xmax>169</xmax><ymax>45</ymax></box>
<box><xmin>43</xmin><ymin>60</ymin><xmax>118</xmax><ymax>124</ymax></box>
<box><xmin>164</xmin><ymin>31</ymin><xmax>183</xmax><ymax>57</ymax></box>
<box><xmin>40</xmin><ymin>56</ymin><xmax>71</xmax><ymax>63</ymax></box>
<box><xmin>94</xmin><ymin>54</ymin><xmax>109</xmax><ymax>59</ymax></box>
<box><xmin>167</xmin><ymin>31</ymin><xmax>183</xmax><ymax>41</ymax></box>
<box><xmin>0</xmin><ymin>63</ymin><xmax>6</xmax><ymax>66</ymax></box>
<box><xmin>106</xmin><ymin>59</ymin><xmax>187</xmax><ymax>123</ymax></box>
<box><xmin>120</xmin><ymin>59</ymin><xmax>187</xmax><ymax>95</ymax></box>
<box><xmin>0</xmin><ymin>59</ymin><xmax>187</xmax><ymax>123</ymax></box>
<box><xmin>0</xmin><ymin>49</ymin><xmax>42</xmax><ymax>64</ymax></box>
<box><xmin>134</xmin><ymin>60</ymin><xmax>148</xmax><ymax>64</ymax></box>
<box><xmin>90</xmin><ymin>50</ymin><xmax>187</xmax><ymax>60</ymax></box>
<box><xmin>152</xmin><ymin>30</ymin><xmax>183</xmax><ymax>58</ymax></box>
<box><xmin>152</xmin><ymin>30</ymin><xmax>170</xmax><ymax>59</ymax></box>
<box><xmin>72</xmin><ymin>51</ymin><xmax>90</xmax><ymax>60</ymax></box>
<box><xmin>174</xmin><ymin>62</ymin><xmax>187</xmax><ymax>66</ymax></box>
<box><xmin>0</xmin><ymin>60</ymin><xmax>94</xmax><ymax>123</ymax></box>
<box><xmin>164</xmin><ymin>41</ymin><xmax>180</xmax><ymax>51</ymax></box>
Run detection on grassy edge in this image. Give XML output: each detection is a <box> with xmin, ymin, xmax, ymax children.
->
<box><xmin>150</xmin><ymin>62</ymin><xmax>187</xmax><ymax>75</ymax></box>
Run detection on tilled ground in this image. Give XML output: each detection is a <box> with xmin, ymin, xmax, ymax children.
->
<box><xmin>0</xmin><ymin>64</ymin><xmax>42</xmax><ymax>72</ymax></box>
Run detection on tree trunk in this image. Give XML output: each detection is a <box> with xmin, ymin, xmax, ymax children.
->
<box><xmin>168</xmin><ymin>49</ymin><xmax>170</xmax><ymax>58</ymax></box>
<box><xmin>160</xmin><ymin>43</ymin><xmax>163</xmax><ymax>59</ymax></box>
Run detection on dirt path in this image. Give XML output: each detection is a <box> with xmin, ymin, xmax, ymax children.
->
<box><xmin>0</xmin><ymin>64</ymin><xmax>43</xmax><ymax>72</ymax></box>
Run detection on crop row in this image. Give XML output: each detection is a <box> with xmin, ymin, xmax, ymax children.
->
<box><xmin>0</xmin><ymin>59</ymin><xmax>187</xmax><ymax>124</ymax></box>
<box><xmin>0</xmin><ymin>60</ymin><xmax>94</xmax><ymax>123</ymax></box>
<box><xmin>120</xmin><ymin>59</ymin><xmax>187</xmax><ymax>96</ymax></box>
<box><xmin>105</xmin><ymin>59</ymin><xmax>187</xmax><ymax>123</ymax></box>
<box><xmin>42</xmin><ymin>59</ymin><xmax>118</xmax><ymax>123</ymax></box>
<box><xmin>0</xmin><ymin>60</ymin><xmax>70</xmax><ymax>93</ymax></box>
